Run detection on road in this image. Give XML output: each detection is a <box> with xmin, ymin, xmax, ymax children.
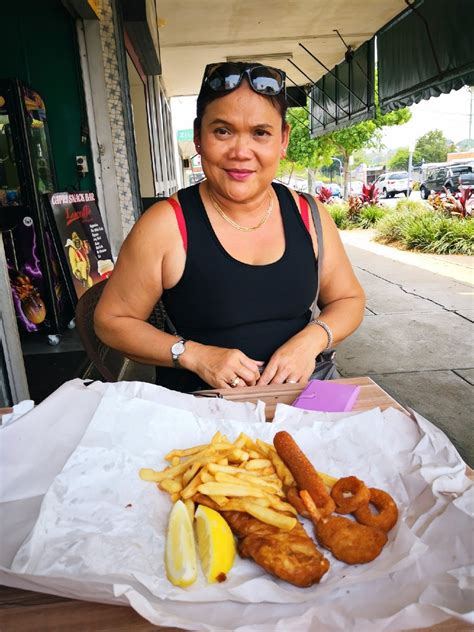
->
<box><xmin>376</xmin><ymin>190</ymin><xmax>424</xmax><ymax>209</ymax></box>
<box><xmin>337</xmin><ymin>229</ymin><xmax>474</xmax><ymax>466</ymax></box>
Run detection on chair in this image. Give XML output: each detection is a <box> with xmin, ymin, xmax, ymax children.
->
<box><xmin>75</xmin><ymin>279</ymin><xmax>156</xmax><ymax>383</ymax></box>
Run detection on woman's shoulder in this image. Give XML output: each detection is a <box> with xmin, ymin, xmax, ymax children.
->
<box><xmin>123</xmin><ymin>189</ymin><xmax>192</xmax><ymax>251</ymax></box>
<box><xmin>142</xmin><ymin>184</ymin><xmax>200</xmax><ymax>216</ymax></box>
<box><xmin>272</xmin><ymin>180</ymin><xmax>301</xmax><ymax>205</ymax></box>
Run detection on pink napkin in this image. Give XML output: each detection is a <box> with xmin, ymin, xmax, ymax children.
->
<box><xmin>292</xmin><ymin>380</ymin><xmax>360</xmax><ymax>412</ymax></box>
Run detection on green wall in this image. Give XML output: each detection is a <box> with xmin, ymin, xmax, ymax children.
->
<box><xmin>1</xmin><ymin>1</ymin><xmax>95</xmax><ymax>192</ymax></box>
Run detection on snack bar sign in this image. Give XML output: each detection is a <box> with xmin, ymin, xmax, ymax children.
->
<box><xmin>48</xmin><ymin>192</ymin><xmax>114</xmax><ymax>299</ymax></box>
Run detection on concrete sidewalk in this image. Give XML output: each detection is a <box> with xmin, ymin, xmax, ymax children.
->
<box><xmin>337</xmin><ymin>230</ymin><xmax>474</xmax><ymax>466</ymax></box>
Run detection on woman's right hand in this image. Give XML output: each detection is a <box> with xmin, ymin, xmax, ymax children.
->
<box><xmin>182</xmin><ymin>341</ymin><xmax>263</xmax><ymax>389</ymax></box>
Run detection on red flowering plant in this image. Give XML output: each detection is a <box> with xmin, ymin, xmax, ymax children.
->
<box><xmin>427</xmin><ymin>191</ymin><xmax>445</xmax><ymax>213</ymax></box>
<box><xmin>347</xmin><ymin>193</ymin><xmax>363</xmax><ymax>220</ymax></box>
<box><xmin>447</xmin><ymin>186</ymin><xmax>473</xmax><ymax>218</ymax></box>
<box><xmin>429</xmin><ymin>187</ymin><xmax>473</xmax><ymax>219</ymax></box>
<box><xmin>316</xmin><ymin>186</ymin><xmax>334</xmax><ymax>204</ymax></box>
<box><xmin>359</xmin><ymin>182</ymin><xmax>380</xmax><ymax>206</ymax></box>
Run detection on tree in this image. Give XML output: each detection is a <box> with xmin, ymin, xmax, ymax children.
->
<box><xmin>456</xmin><ymin>138</ymin><xmax>474</xmax><ymax>152</ymax></box>
<box><xmin>285</xmin><ymin>108</ymin><xmax>334</xmax><ymax>189</ymax></box>
<box><xmin>388</xmin><ymin>148</ymin><xmax>410</xmax><ymax>170</ymax></box>
<box><xmin>388</xmin><ymin>147</ymin><xmax>423</xmax><ymax>171</ymax></box>
<box><xmin>414</xmin><ymin>129</ymin><xmax>456</xmax><ymax>164</ymax></box>
<box><xmin>285</xmin><ymin>106</ymin><xmax>411</xmax><ymax>196</ymax></box>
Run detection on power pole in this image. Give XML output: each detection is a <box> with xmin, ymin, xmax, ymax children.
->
<box><xmin>469</xmin><ymin>86</ymin><xmax>474</xmax><ymax>148</ymax></box>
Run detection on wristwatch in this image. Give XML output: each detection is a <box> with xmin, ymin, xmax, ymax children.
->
<box><xmin>171</xmin><ymin>338</ymin><xmax>187</xmax><ymax>369</ymax></box>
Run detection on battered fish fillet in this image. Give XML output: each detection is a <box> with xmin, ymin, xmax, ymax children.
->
<box><xmin>315</xmin><ymin>515</ymin><xmax>387</xmax><ymax>564</ymax></box>
<box><xmin>222</xmin><ymin>510</ymin><xmax>330</xmax><ymax>587</ymax></box>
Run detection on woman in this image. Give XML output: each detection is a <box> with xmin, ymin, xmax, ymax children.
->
<box><xmin>94</xmin><ymin>62</ymin><xmax>365</xmax><ymax>392</ymax></box>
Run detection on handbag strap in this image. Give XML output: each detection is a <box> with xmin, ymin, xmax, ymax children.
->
<box><xmin>300</xmin><ymin>192</ymin><xmax>323</xmax><ymax>318</ymax></box>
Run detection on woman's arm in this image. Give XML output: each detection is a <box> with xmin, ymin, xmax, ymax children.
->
<box><xmin>94</xmin><ymin>200</ymin><xmax>262</xmax><ymax>387</ymax></box>
<box><xmin>94</xmin><ymin>200</ymin><xmax>185</xmax><ymax>368</ymax></box>
<box><xmin>258</xmin><ymin>198</ymin><xmax>365</xmax><ymax>385</ymax></box>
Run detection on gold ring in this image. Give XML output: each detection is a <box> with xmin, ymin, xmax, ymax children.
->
<box><xmin>230</xmin><ymin>377</ymin><xmax>240</xmax><ymax>388</ymax></box>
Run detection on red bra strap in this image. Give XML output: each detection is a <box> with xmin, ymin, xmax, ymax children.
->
<box><xmin>167</xmin><ymin>198</ymin><xmax>188</xmax><ymax>253</ymax></box>
<box><xmin>298</xmin><ymin>194</ymin><xmax>310</xmax><ymax>232</ymax></box>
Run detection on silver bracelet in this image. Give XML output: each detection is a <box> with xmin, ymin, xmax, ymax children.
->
<box><xmin>310</xmin><ymin>318</ymin><xmax>333</xmax><ymax>351</ymax></box>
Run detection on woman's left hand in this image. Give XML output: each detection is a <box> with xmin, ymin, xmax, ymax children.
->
<box><xmin>257</xmin><ymin>328</ymin><xmax>325</xmax><ymax>385</ymax></box>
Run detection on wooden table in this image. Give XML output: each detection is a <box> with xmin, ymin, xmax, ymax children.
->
<box><xmin>198</xmin><ymin>376</ymin><xmax>411</xmax><ymax>420</ymax></box>
<box><xmin>0</xmin><ymin>378</ymin><xmax>470</xmax><ymax>632</ymax></box>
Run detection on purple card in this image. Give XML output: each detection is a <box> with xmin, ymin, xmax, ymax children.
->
<box><xmin>292</xmin><ymin>380</ymin><xmax>360</xmax><ymax>412</ymax></box>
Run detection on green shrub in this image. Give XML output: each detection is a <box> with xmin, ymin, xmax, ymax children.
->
<box><xmin>356</xmin><ymin>205</ymin><xmax>386</xmax><ymax>229</ymax></box>
<box><xmin>329</xmin><ymin>203</ymin><xmax>350</xmax><ymax>229</ymax></box>
<box><xmin>429</xmin><ymin>220</ymin><xmax>474</xmax><ymax>254</ymax></box>
<box><xmin>376</xmin><ymin>211</ymin><xmax>408</xmax><ymax>243</ymax></box>
<box><xmin>402</xmin><ymin>213</ymin><xmax>440</xmax><ymax>250</ymax></box>
<box><xmin>411</xmin><ymin>181</ymin><xmax>421</xmax><ymax>191</ymax></box>
<box><xmin>330</xmin><ymin>202</ymin><xmax>386</xmax><ymax>230</ymax></box>
<box><xmin>375</xmin><ymin>206</ymin><xmax>474</xmax><ymax>254</ymax></box>
<box><xmin>394</xmin><ymin>199</ymin><xmax>427</xmax><ymax>214</ymax></box>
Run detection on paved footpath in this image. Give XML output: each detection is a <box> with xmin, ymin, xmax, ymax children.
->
<box><xmin>337</xmin><ymin>229</ymin><xmax>474</xmax><ymax>466</ymax></box>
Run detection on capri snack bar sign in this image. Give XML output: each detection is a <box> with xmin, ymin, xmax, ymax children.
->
<box><xmin>48</xmin><ymin>192</ymin><xmax>114</xmax><ymax>299</ymax></box>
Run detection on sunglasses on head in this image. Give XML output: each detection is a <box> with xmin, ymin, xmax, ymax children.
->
<box><xmin>203</xmin><ymin>63</ymin><xmax>286</xmax><ymax>97</ymax></box>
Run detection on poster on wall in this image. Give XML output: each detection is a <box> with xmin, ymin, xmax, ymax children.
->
<box><xmin>46</xmin><ymin>192</ymin><xmax>114</xmax><ymax>299</ymax></box>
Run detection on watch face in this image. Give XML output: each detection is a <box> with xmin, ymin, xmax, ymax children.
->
<box><xmin>171</xmin><ymin>341</ymin><xmax>185</xmax><ymax>356</ymax></box>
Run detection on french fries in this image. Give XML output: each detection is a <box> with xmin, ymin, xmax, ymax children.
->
<box><xmin>140</xmin><ymin>431</ymin><xmax>338</xmax><ymax>532</ymax></box>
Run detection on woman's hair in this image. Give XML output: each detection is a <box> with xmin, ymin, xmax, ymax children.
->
<box><xmin>194</xmin><ymin>62</ymin><xmax>288</xmax><ymax>134</ymax></box>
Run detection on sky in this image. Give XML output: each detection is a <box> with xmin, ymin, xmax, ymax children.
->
<box><xmin>171</xmin><ymin>86</ymin><xmax>474</xmax><ymax>151</ymax></box>
<box><xmin>380</xmin><ymin>86</ymin><xmax>473</xmax><ymax>149</ymax></box>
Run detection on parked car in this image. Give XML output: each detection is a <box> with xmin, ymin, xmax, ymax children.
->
<box><xmin>286</xmin><ymin>177</ymin><xmax>308</xmax><ymax>192</ymax></box>
<box><xmin>373</xmin><ymin>172</ymin><xmax>409</xmax><ymax>198</ymax></box>
<box><xmin>327</xmin><ymin>182</ymin><xmax>342</xmax><ymax>198</ymax></box>
<box><xmin>349</xmin><ymin>181</ymin><xmax>364</xmax><ymax>195</ymax></box>
<box><xmin>312</xmin><ymin>180</ymin><xmax>324</xmax><ymax>194</ymax></box>
<box><xmin>420</xmin><ymin>163</ymin><xmax>474</xmax><ymax>199</ymax></box>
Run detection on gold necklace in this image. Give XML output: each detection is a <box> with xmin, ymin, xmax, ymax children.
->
<box><xmin>208</xmin><ymin>190</ymin><xmax>273</xmax><ymax>232</ymax></box>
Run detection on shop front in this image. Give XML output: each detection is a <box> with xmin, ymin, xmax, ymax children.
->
<box><xmin>0</xmin><ymin>0</ymin><xmax>179</xmax><ymax>405</ymax></box>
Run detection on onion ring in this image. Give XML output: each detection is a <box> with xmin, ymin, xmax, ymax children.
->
<box><xmin>330</xmin><ymin>476</ymin><xmax>371</xmax><ymax>514</ymax></box>
<box><xmin>353</xmin><ymin>487</ymin><xmax>398</xmax><ymax>532</ymax></box>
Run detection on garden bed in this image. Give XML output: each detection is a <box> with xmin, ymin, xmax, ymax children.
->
<box><xmin>327</xmin><ymin>199</ymin><xmax>473</xmax><ymax>256</ymax></box>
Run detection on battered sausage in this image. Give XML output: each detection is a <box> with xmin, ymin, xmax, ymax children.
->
<box><xmin>273</xmin><ymin>431</ymin><xmax>330</xmax><ymax>507</ymax></box>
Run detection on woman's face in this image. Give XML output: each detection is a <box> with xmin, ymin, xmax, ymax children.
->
<box><xmin>197</xmin><ymin>82</ymin><xmax>289</xmax><ymax>203</ymax></box>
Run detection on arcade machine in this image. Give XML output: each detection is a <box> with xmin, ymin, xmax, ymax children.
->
<box><xmin>0</xmin><ymin>79</ymin><xmax>75</xmax><ymax>345</ymax></box>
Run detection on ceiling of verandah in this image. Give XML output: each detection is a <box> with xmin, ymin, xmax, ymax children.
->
<box><xmin>156</xmin><ymin>0</ymin><xmax>407</xmax><ymax>97</ymax></box>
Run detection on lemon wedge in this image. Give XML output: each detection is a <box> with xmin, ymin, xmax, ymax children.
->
<box><xmin>195</xmin><ymin>504</ymin><xmax>236</xmax><ymax>583</ymax></box>
<box><xmin>165</xmin><ymin>500</ymin><xmax>197</xmax><ymax>587</ymax></box>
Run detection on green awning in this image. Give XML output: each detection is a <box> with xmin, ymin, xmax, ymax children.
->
<box><xmin>309</xmin><ymin>39</ymin><xmax>375</xmax><ymax>138</ymax></box>
<box><xmin>378</xmin><ymin>0</ymin><xmax>474</xmax><ymax>113</ymax></box>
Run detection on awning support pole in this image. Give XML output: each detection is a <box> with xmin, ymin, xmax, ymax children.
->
<box><xmin>288</xmin><ymin>59</ymin><xmax>349</xmax><ymax>118</ymax></box>
<box><xmin>286</xmin><ymin>90</ymin><xmax>325</xmax><ymax>127</ymax></box>
<box><xmin>333</xmin><ymin>29</ymin><xmax>375</xmax><ymax>91</ymax></box>
<box><xmin>286</xmin><ymin>74</ymin><xmax>337</xmax><ymax>123</ymax></box>
<box><xmin>298</xmin><ymin>42</ymin><xmax>369</xmax><ymax>109</ymax></box>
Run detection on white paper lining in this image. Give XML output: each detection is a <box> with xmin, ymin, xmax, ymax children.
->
<box><xmin>1</xmin><ymin>379</ymin><xmax>472</xmax><ymax>631</ymax></box>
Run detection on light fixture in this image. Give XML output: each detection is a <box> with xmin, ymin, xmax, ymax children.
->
<box><xmin>226</xmin><ymin>52</ymin><xmax>293</xmax><ymax>63</ymax></box>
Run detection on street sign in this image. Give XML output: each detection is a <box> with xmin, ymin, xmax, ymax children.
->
<box><xmin>177</xmin><ymin>129</ymin><xmax>193</xmax><ymax>141</ymax></box>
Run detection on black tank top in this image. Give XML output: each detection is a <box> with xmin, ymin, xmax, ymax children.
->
<box><xmin>157</xmin><ymin>182</ymin><xmax>317</xmax><ymax>392</ymax></box>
